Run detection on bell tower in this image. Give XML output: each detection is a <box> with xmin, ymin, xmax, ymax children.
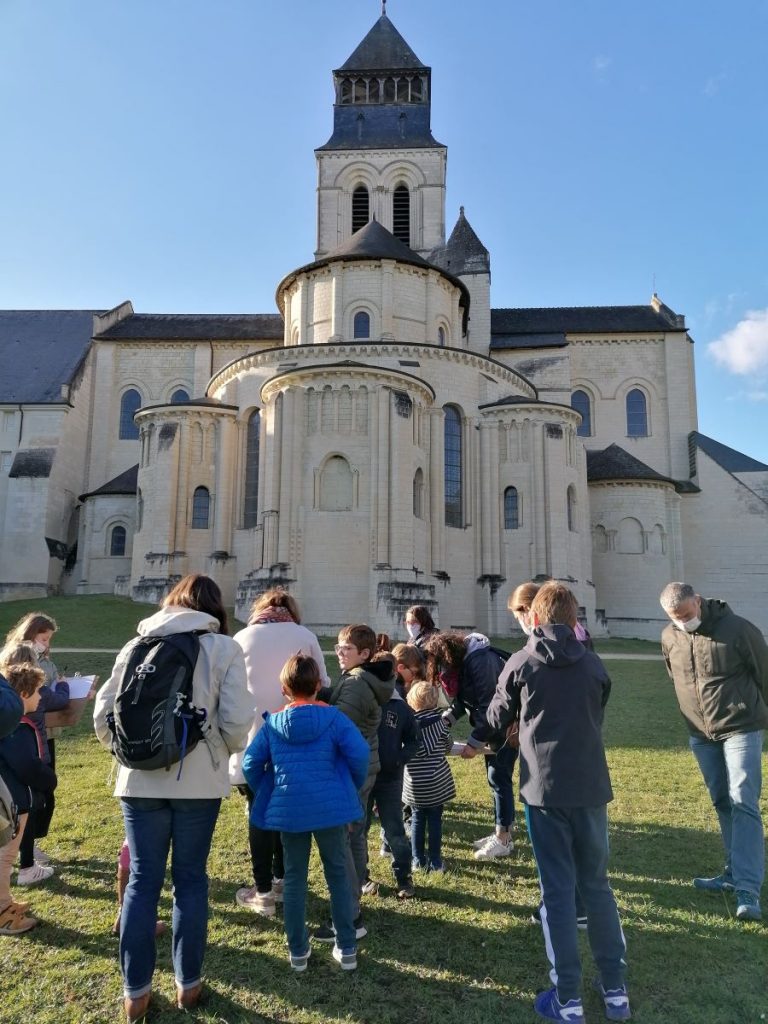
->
<box><xmin>315</xmin><ymin>12</ymin><xmax>447</xmax><ymax>258</ymax></box>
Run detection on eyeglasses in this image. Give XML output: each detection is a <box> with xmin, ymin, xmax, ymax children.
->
<box><xmin>334</xmin><ymin>644</ymin><xmax>355</xmax><ymax>655</ymax></box>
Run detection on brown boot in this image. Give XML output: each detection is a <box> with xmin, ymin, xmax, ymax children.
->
<box><xmin>176</xmin><ymin>982</ymin><xmax>202</xmax><ymax>1011</ymax></box>
<box><xmin>113</xmin><ymin>865</ymin><xmax>129</xmax><ymax>936</ymax></box>
<box><xmin>124</xmin><ymin>991</ymin><xmax>151</xmax><ymax>1023</ymax></box>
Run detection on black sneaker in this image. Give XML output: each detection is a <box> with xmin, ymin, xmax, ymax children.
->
<box><xmin>396</xmin><ymin>878</ymin><xmax>415</xmax><ymax>900</ymax></box>
<box><xmin>313</xmin><ymin>915</ymin><xmax>367</xmax><ymax>943</ymax></box>
<box><xmin>530</xmin><ymin>904</ymin><xmax>587</xmax><ymax>931</ymax></box>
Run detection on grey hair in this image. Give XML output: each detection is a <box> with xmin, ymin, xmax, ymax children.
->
<box><xmin>659</xmin><ymin>582</ymin><xmax>696</xmax><ymax>611</ymax></box>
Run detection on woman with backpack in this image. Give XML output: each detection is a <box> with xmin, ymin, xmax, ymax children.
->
<box><xmin>94</xmin><ymin>574</ymin><xmax>253</xmax><ymax>1024</ymax></box>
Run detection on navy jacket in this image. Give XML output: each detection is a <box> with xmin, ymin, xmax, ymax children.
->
<box><xmin>0</xmin><ymin>675</ymin><xmax>22</xmax><ymax>738</ymax></box>
<box><xmin>27</xmin><ymin>681</ymin><xmax>70</xmax><ymax>762</ymax></box>
<box><xmin>487</xmin><ymin>624</ymin><xmax>613</xmax><ymax>808</ymax></box>
<box><xmin>0</xmin><ymin>718</ymin><xmax>58</xmax><ymax>814</ymax></box>
<box><xmin>376</xmin><ymin>691</ymin><xmax>421</xmax><ymax>783</ymax></box>
<box><xmin>446</xmin><ymin>634</ymin><xmax>507</xmax><ymax>748</ymax></box>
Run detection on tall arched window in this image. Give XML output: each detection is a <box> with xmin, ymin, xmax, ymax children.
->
<box><xmin>352</xmin><ymin>185</ymin><xmax>369</xmax><ymax>233</ymax></box>
<box><xmin>567</xmin><ymin>485</ymin><xmax>577</xmax><ymax>532</ymax></box>
<box><xmin>170</xmin><ymin>388</ymin><xmax>189</xmax><ymax>404</ymax></box>
<box><xmin>393</xmin><ymin>184</ymin><xmax>410</xmax><ymax>246</ymax></box>
<box><xmin>320</xmin><ymin>456</ymin><xmax>353</xmax><ymax>511</ymax></box>
<box><xmin>191</xmin><ymin>486</ymin><xmax>210</xmax><ymax>529</ymax></box>
<box><xmin>119</xmin><ymin>389</ymin><xmax>141</xmax><ymax>440</ymax></box>
<box><xmin>626</xmin><ymin>388</ymin><xmax>648</xmax><ymax>437</ymax></box>
<box><xmin>618</xmin><ymin>516</ymin><xmax>644</xmax><ymax>553</ymax></box>
<box><xmin>444</xmin><ymin>406</ymin><xmax>462</xmax><ymax>528</ymax></box>
<box><xmin>353</xmin><ymin>311</ymin><xmax>371</xmax><ymax>339</ymax></box>
<box><xmin>437</xmin><ymin>326</ymin><xmax>446</xmax><ymax>347</ymax></box>
<box><xmin>110</xmin><ymin>525</ymin><xmax>126</xmax><ymax>557</ymax></box>
<box><xmin>243</xmin><ymin>410</ymin><xmax>260</xmax><ymax>528</ymax></box>
<box><xmin>571</xmin><ymin>390</ymin><xmax>592</xmax><ymax>437</ymax></box>
<box><xmin>504</xmin><ymin>486</ymin><xmax>520</xmax><ymax>529</ymax></box>
<box><xmin>413</xmin><ymin>468</ymin><xmax>424</xmax><ymax>519</ymax></box>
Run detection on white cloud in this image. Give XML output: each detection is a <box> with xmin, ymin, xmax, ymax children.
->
<box><xmin>708</xmin><ymin>308</ymin><xmax>768</xmax><ymax>374</ymax></box>
<box><xmin>703</xmin><ymin>72</ymin><xmax>726</xmax><ymax>98</ymax></box>
<box><xmin>592</xmin><ymin>55</ymin><xmax>612</xmax><ymax>79</ymax></box>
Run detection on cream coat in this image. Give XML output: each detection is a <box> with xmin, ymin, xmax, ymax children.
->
<box><xmin>93</xmin><ymin>607</ymin><xmax>254</xmax><ymax>799</ymax></box>
<box><xmin>229</xmin><ymin>620</ymin><xmax>330</xmax><ymax>785</ymax></box>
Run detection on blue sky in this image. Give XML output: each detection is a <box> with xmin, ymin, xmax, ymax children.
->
<box><xmin>1</xmin><ymin>0</ymin><xmax>767</xmax><ymax>461</ymax></box>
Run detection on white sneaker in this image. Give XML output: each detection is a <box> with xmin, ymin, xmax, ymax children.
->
<box><xmin>235</xmin><ymin>886</ymin><xmax>276</xmax><ymax>916</ymax></box>
<box><xmin>332</xmin><ymin>945</ymin><xmax>357</xmax><ymax>971</ymax></box>
<box><xmin>473</xmin><ymin>836</ymin><xmax>514</xmax><ymax>861</ymax></box>
<box><xmin>17</xmin><ymin>864</ymin><xmax>54</xmax><ymax>886</ymax></box>
<box><xmin>271</xmin><ymin>877</ymin><xmax>284</xmax><ymax>903</ymax></box>
<box><xmin>34</xmin><ymin>846</ymin><xmax>52</xmax><ymax>866</ymax></box>
<box><xmin>472</xmin><ymin>833</ymin><xmax>497</xmax><ymax>850</ymax></box>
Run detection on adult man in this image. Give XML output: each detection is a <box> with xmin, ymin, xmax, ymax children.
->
<box><xmin>659</xmin><ymin>582</ymin><xmax>768</xmax><ymax>922</ymax></box>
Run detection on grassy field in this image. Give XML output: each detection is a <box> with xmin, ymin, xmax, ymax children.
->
<box><xmin>0</xmin><ymin>600</ymin><xmax>765</xmax><ymax>1023</ymax></box>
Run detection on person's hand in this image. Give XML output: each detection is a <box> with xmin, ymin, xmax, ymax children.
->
<box><xmin>506</xmin><ymin>720</ymin><xmax>520</xmax><ymax>749</ymax></box>
<box><xmin>460</xmin><ymin>744</ymin><xmax>479</xmax><ymax>759</ymax></box>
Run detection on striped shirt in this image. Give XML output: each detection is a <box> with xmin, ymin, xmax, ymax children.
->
<box><xmin>403</xmin><ymin>710</ymin><xmax>456</xmax><ymax>808</ymax></box>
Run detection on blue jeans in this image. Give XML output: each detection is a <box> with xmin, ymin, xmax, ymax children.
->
<box><xmin>411</xmin><ymin>804</ymin><xmax>444</xmax><ymax>869</ymax></box>
<box><xmin>281</xmin><ymin>826</ymin><xmax>356</xmax><ymax>955</ymax></box>
<box><xmin>485</xmin><ymin>744</ymin><xmax>516</xmax><ymax>829</ymax></box>
<box><xmin>689</xmin><ymin>729</ymin><xmax>764</xmax><ymax>896</ymax></box>
<box><xmin>120</xmin><ymin>797</ymin><xmax>221</xmax><ymax>998</ymax></box>
<box><xmin>367</xmin><ymin>775</ymin><xmax>412</xmax><ymax>885</ymax></box>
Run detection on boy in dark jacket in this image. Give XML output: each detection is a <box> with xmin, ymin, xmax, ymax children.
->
<box><xmin>0</xmin><ymin>662</ymin><xmax>56</xmax><ymax>935</ymax></box>
<box><xmin>487</xmin><ymin>582</ymin><xmax>630</xmax><ymax>1023</ymax></box>
<box><xmin>365</xmin><ymin>653</ymin><xmax>421</xmax><ymax>899</ymax></box>
<box><xmin>315</xmin><ymin>624</ymin><xmax>395</xmax><ymax>939</ymax></box>
<box><xmin>0</xmin><ymin>673</ymin><xmax>22</xmax><ymax>738</ymax></box>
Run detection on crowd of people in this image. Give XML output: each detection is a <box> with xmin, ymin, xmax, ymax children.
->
<box><xmin>0</xmin><ymin>574</ymin><xmax>765</xmax><ymax>1024</ymax></box>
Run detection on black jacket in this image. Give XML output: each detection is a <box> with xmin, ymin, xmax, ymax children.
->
<box><xmin>487</xmin><ymin>624</ymin><xmax>613</xmax><ymax>808</ymax></box>
<box><xmin>0</xmin><ymin>718</ymin><xmax>57</xmax><ymax>814</ymax></box>
<box><xmin>376</xmin><ymin>692</ymin><xmax>421</xmax><ymax>782</ymax></box>
<box><xmin>0</xmin><ymin>675</ymin><xmax>22</xmax><ymax>739</ymax></box>
<box><xmin>661</xmin><ymin>598</ymin><xmax>768</xmax><ymax>741</ymax></box>
<box><xmin>446</xmin><ymin>634</ymin><xmax>507</xmax><ymax>748</ymax></box>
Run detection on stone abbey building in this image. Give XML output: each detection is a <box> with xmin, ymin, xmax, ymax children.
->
<box><xmin>1</xmin><ymin>13</ymin><xmax>767</xmax><ymax>638</ymax></box>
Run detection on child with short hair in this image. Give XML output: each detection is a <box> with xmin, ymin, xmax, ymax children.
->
<box><xmin>404</xmin><ymin>682</ymin><xmax>455</xmax><ymax>872</ymax></box>
<box><xmin>314</xmin><ymin>624</ymin><xmax>395</xmax><ymax>938</ymax></box>
<box><xmin>242</xmin><ymin>655</ymin><xmax>369</xmax><ymax>972</ymax></box>
<box><xmin>0</xmin><ymin>661</ymin><xmax>55</xmax><ymax>934</ymax></box>
<box><xmin>488</xmin><ymin>582</ymin><xmax>630</xmax><ymax>1022</ymax></box>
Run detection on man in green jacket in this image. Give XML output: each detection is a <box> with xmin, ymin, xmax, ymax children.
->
<box><xmin>660</xmin><ymin>582</ymin><xmax>768</xmax><ymax>922</ymax></box>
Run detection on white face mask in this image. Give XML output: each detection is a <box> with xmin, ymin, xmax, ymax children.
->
<box><xmin>673</xmin><ymin>617</ymin><xmax>701</xmax><ymax>633</ymax></box>
<box><xmin>521</xmin><ymin>622</ymin><xmax>534</xmax><ymax>636</ymax></box>
<box><xmin>405</xmin><ymin>623</ymin><xmax>420</xmax><ymax>640</ymax></box>
<box><xmin>32</xmin><ymin>640</ymin><xmax>47</xmax><ymax>655</ymax></box>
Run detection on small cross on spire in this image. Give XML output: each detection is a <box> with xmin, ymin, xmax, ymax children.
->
<box><xmin>382</xmin><ymin>0</ymin><xmax>387</xmax><ymax>15</ymax></box>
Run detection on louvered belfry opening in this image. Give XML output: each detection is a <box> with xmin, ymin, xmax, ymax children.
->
<box><xmin>392</xmin><ymin>184</ymin><xmax>410</xmax><ymax>246</ymax></box>
<box><xmin>352</xmin><ymin>185</ymin><xmax>370</xmax><ymax>233</ymax></box>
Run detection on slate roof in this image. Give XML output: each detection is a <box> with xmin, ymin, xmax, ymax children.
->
<box><xmin>586</xmin><ymin>444</ymin><xmax>675</xmax><ymax>486</ymax></box>
<box><xmin>9</xmin><ymin>448</ymin><xmax>56</xmax><ymax>478</ymax></box>
<box><xmin>337</xmin><ymin>15</ymin><xmax>426</xmax><ymax>71</ymax></box>
<box><xmin>691</xmin><ymin>431</ymin><xmax>768</xmax><ymax>473</ymax></box>
<box><xmin>429</xmin><ymin>208</ymin><xmax>490</xmax><ymax>276</ymax></box>
<box><xmin>490</xmin><ymin>304</ymin><xmax>687</xmax><ymax>349</ymax></box>
<box><xmin>327</xmin><ymin>217</ymin><xmax>431</xmax><ymax>266</ymax></box>
<box><xmin>79</xmin><ymin>464</ymin><xmax>138</xmax><ymax>502</ymax></box>
<box><xmin>0</xmin><ymin>310</ymin><xmax>103</xmax><ymax>404</ymax></box>
<box><xmin>94</xmin><ymin>314</ymin><xmax>284</xmax><ymax>341</ymax></box>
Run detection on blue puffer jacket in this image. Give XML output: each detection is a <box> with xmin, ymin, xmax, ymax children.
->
<box><xmin>242</xmin><ymin>701</ymin><xmax>370</xmax><ymax>833</ymax></box>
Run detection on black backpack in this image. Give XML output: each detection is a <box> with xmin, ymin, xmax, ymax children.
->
<box><xmin>106</xmin><ymin>632</ymin><xmax>207</xmax><ymax>775</ymax></box>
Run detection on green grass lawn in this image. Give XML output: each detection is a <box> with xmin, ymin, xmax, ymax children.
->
<box><xmin>0</xmin><ymin>601</ymin><xmax>765</xmax><ymax>1023</ymax></box>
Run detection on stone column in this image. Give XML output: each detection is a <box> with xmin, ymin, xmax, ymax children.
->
<box><xmin>381</xmin><ymin>260</ymin><xmax>395</xmax><ymax>339</ymax></box>
<box><xmin>373</xmin><ymin>388</ymin><xmax>391</xmax><ymax>564</ymax></box>
<box><xmin>174</xmin><ymin>419</ymin><xmax>190</xmax><ymax>556</ymax></box>
<box><xmin>428</xmin><ymin>407</ymin><xmax>445</xmax><ymax>572</ymax></box>
<box><xmin>277</xmin><ymin>389</ymin><xmax>298</xmax><ymax>565</ymax></box>
<box><xmin>262</xmin><ymin>395</ymin><xmax>283</xmax><ymax>567</ymax></box>
<box><xmin>531</xmin><ymin>419</ymin><xmax>550</xmax><ymax>577</ymax></box>
<box><xmin>330</xmin><ymin>265</ymin><xmax>343</xmax><ymax>342</ymax></box>
<box><xmin>213</xmin><ymin>416</ymin><xmax>235</xmax><ymax>554</ymax></box>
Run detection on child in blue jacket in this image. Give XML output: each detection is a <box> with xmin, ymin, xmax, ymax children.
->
<box><xmin>242</xmin><ymin>654</ymin><xmax>369</xmax><ymax>973</ymax></box>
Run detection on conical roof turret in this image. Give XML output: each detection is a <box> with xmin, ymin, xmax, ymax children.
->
<box><xmin>429</xmin><ymin>207</ymin><xmax>490</xmax><ymax>276</ymax></box>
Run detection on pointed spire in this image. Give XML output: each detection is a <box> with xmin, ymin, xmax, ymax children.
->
<box><xmin>429</xmin><ymin>208</ymin><xmax>490</xmax><ymax>276</ymax></box>
<box><xmin>338</xmin><ymin>13</ymin><xmax>425</xmax><ymax>71</ymax></box>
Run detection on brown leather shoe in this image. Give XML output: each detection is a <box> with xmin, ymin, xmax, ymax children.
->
<box><xmin>124</xmin><ymin>991</ymin><xmax>151</xmax><ymax>1023</ymax></box>
<box><xmin>176</xmin><ymin>982</ymin><xmax>202</xmax><ymax>1011</ymax></box>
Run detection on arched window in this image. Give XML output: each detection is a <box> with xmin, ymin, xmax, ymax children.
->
<box><xmin>119</xmin><ymin>389</ymin><xmax>141</xmax><ymax>440</ymax></box>
<box><xmin>191</xmin><ymin>486</ymin><xmax>210</xmax><ymax>529</ymax></box>
<box><xmin>618</xmin><ymin>517</ymin><xmax>644</xmax><ymax>553</ymax></box>
<box><xmin>626</xmin><ymin>388</ymin><xmax>648</xmax><ymax>437</ymax></box>
<box><xmin>353</xmin><ymin>310</ymin><xmax>371</xmax><ymax>339</ymax></box>
<box><xmin>592</xmin><ymin>524</ymin><xmax>608</xmax><ymax>553</ymax></box>
<box><xmin>393</xmin><ymin>184</ymin><xmax>410</xmax><ymax>246</ymax></box>
<box><xmin>110</xmin><ymin>525</ymin><xmax>126</xmax><ymax>557</ymax></box>
<box><xmin>504</xmin><ymin>486</ymin><xmax>520</xmax><ymax>529</ymax></box>
<box><xmin>444</xmin><ymin>406</ymin><xmax>462</xmax><ymax>528</ymax></box>
<box><xmin>243</xmin><ymin>410</ymin><xmax>260</xmax><ymax>528</ymax></box>
<box><xmin>353</xmin><ymin>77</ymin><xmax>366</xmax><ymax>103</ymax></box>
<box><xmin>340</xmin><ymin>78</ymin><xmax>353</xmax><ymax>104</ymax></box>
<box><xmin>567</xmin><ymin>485</ymin><xmax>577</xmax><ymax>532</ymax></box>
<box><xmin>437</xmin><ymin>326</ymin><xmax>446</xmax><ymax>347</ymax></box>
<box><xmin>571</xmin><ymin>390</ymin><xmax>592</xmax><ymax>437</ymax></box>
<box><xmin>170</xmin><ymin>389</ymin><xmax>189</xmax><ymax>404</ymax></box>
<box><xmin>413</xmin><ymin>468</ymin><xmax>424</xmax><ymax>519</ymax></box>
<box><xmin>352</xmin><ymin>185</ymin><xmax>369</xmax><ymax>233</ymax></box>
<box><xmin>320</xmin><ymin>456</ymin><xmax>353</xmax><ymax>511</ymax></box>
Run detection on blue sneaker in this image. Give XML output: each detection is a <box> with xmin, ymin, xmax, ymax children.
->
<box><xmin>594</xmin><ymin>979</ymin><xmax>631</xmax><ymax>1020</ymax></box>
<box><xmin>534</xmin><ymin>987</ymin><xmax>584</xmax><ymax>1021</ymax></box>
<box><xmin>735</xmin><ymin>890</ymin><xmax>762</xmax><ymax>921</ymax></box>
<box><xmin>693</xmin><ymin>872</ymin><xmax>734</xmax><ymax>892</ymax></box>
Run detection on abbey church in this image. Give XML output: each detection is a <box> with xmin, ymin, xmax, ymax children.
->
<box><xmin>1</xmin><ymin>13</ymin><xmax>767</xmax><ymax>638</ymax></box>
